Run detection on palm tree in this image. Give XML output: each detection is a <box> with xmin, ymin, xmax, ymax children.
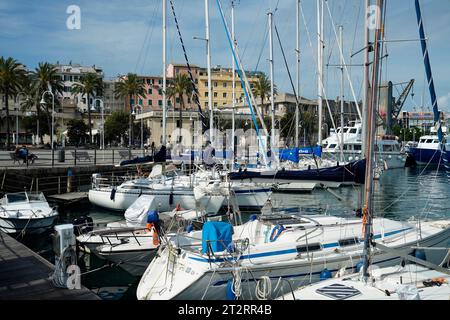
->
<box><xmin>72</xmin><ymin>73</ymin><xmax>103</xmax><ymax>144</ymax></box>
<box><xmin>167</xmin><ymin>74</ymin><xmax>192</xmax><ymax>143</ymax></box>
<box><xmin>0</xmin><ymin>57</ymin><xmax>26</xmax><ymax>149</ymax></box>
<box><xmin>252</xmin><ymin>73</ymin><xmax>277</xmax><ymax>118</ymax></box>
<box><xmin>33</xmin><ymin>62</ymin><xmax>63</xmax><ymax>145</ymax></box>
<box><xmin>114</xmin><ymin>73</ymin><xmax>145</xmax><ymax>147</ymax></box>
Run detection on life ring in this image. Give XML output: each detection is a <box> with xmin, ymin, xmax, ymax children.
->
<box><xmin>269</xmin><ymin>224</ymin><xmax>285</xmax><ymax>242</ymax></box>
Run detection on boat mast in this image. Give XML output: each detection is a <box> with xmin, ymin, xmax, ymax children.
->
<box><xmin>339</xmin><ymin>25</ymin><xmax>344</xmax><ymax>163</ymax></box>
<box><xmin>362</xmin><ymin>0</ymin><xmax>383</xmax><ymax>280</ymax></box>
<box><xmin>415</xmin><ymin>0</ymin><xmax>443</xmax><ymax>144</ymax></box>
<box><xmin>205</xmin><ymin>0</ymin><xmax>214</xmax><ymax>144</ymax></box>
<box><xmin>268</xmin><ymin>11</ymin><xmax>275</xmax><ymax>157</ymax></box>
<box><xmin>162</xmin><ymin>0</ymin><xmax>167</xmax><ymax>147</ymax></box>
<box><xmin>295</xmin><ymin>0</ymin><xmax>301</xmax><ymax>148</ymax></box>
<box><xmin>316</xmin><ymin>0</ymin><xmax>324</xmax><ymax>146</ymax></box>
<box><xmin>362</xmin><ymin>0</ymin><xmax>370</xmax><ymax>154</ymax></box>
<box><xmin>231</xmin><ymin>0</ymin><xmax>236</xmax><ymax>168</ymax></box>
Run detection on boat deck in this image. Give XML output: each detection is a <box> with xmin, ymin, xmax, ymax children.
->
<box><xmin>0</xmin><ymin>230</ymin><xmax>100</xmax><ymax>300</ymax></box>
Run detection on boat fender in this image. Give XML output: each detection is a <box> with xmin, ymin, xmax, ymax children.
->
<box><xmin>147</xmin><ymin>210</ymin><xmax>159</xmax><ymax>224</ymax></box>
<box><xmin>185</xmin><ymin>224</ymin><xmax>193</xmax><ymax>233</ymax></box>
<box><xmin>226</xmin><ymin>279</ymin><xmax>236</xmax><ymax>300</ymax></box>
<box><xmin>413</xmin><ymin>249</ymin><xmax>426</xmax><ymax>262</ymax></box>
<box><xmin>110</xmin><ymin>188</ymin><xmax>116</xmax><ymax>201</ymax></box>
<box><xmin>269</xmin><ymin>224</ymin><xmax>285</xmax><ymax>242</ymax></box>
<box><xmin>355</xmin><ymin>261</ymin><xmax>364</xmax><ymax>273</ymax></box>
<box><xmin>320</xmin><ymin>268</ymin><xmax>332</xmax><ymax>280</ymax></box>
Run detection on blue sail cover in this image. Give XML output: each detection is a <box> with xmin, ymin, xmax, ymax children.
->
<box><xmin>299</xmin><ymin>146</ymin><xmax>322</xmax><ymax>157</ymax></box>
<box><xmin>119</xmin><ymin>145</ymin><xmax>167</xmax><ymax>166</ymax></box>
<box><xmin>279</xmin><ymin>148</ymin><xmax>300</xmax><ymax>163</ymax></box>
<box><xmin>202</xmin><ymin>221</ymin><xmax>233</xmax><ymax>254</ymax></box>
<box><xmin>229</xmin><ymin>159</ymin><xmax>366</xmax><ymax>185</ymax></box>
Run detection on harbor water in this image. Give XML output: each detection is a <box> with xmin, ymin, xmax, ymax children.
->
<box><xmin>17</xmin><ymin>166</ymin><xmax>450</xmax><ymax>300</ymax></box>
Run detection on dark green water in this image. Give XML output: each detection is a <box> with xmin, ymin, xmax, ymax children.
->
<box><xmin>15</xmin><ymin>166</ymin><xmax>450</xmax><ymax>300</ymax></box>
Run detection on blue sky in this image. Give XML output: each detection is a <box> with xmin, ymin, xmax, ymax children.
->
<box><xmin>1</xmin><ymin>0</ymin><xmax>449</xmax><ymax>112</ymax></box>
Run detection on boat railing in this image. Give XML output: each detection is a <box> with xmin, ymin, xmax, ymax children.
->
<box><xmin>98</xmin><ymin>226</ymin><xmax>151</xmax><ymax>247</ymax></box>
<box><xmin>0</xmin><ymin>207</ymin><xmax>54</xmax><ymax>218</ymax></box>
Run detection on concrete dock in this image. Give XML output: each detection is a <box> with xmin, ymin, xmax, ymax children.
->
<box><xmin>0</xmin><ymin>230</ymin><xmax>100</xmax><ymax>300</ymax></box>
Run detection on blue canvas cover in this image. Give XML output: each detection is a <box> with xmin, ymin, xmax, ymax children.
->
<box><xmin>201</xmin><ymin>221</ymin><xmax>233</xmax><ymax>254</ymax></box>
<box><xmin>279</xmin><ymin>148</ymin><xmax>300</xmax><ymax>163</ymax></box>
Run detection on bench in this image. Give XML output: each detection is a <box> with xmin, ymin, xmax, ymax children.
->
<box><xmin>118</xmin><ymin>150</ymin><xmax>131</xmax><ymax>160</ymax></box>
<box><xmin>71</xmin><ymin>151</ymin><xmax>92</xmax><ymax>161</ymax></box>
<box><xmin>9</xmin><ymin>153</ymin><xmax>37</xmax><ymax>165</ymax></box>
<box><xmin>10</xmin><ymin>152</ymin><xmax>23</xmax><ymax>165</ymax></box>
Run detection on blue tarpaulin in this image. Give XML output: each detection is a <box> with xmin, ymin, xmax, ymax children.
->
<box><xmin>279</xmin><ymin>148</ymin><xmax>300</xmax><ymax>163</ymax></box>
<box><xmin>298</xmin><ymin>146</ymin><xmax>322</xmax><ymax>157</ymax></box>
<box><xmin>201</xmin><ymin>221</ymin><xmax>233</xmax><ymax>254</ymax></box>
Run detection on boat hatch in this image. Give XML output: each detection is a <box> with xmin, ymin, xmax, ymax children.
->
<box><xmin>338</xmin><ymin>237</ymin><xmax>360</xmax><ymax>247</ymax></box>
<box><xmin>296</xmin><ymin>243</ymin><xmax>322</xmax><ymax>254</ymax></box>
<box><xmin>316</xmin><ymin>283</ymin><xmax>361</xmax><ymax>300</ymax></box>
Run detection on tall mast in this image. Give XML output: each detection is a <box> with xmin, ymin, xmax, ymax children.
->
<box><xmin>339</xmin><ymin>25</ymin><xmax>344</xmax><ymax>163</ymax></box>
<box><xmin>362</xmin><ymin>0</ymin><xmax>370</xmax><ymax>155</ymax></box>
<box><xmin>162</xmin><ymin>0</ymin><xmax>167</xmax><ymax>146</ymax></box>
<box><xmin>316</xmin><ymin>0</ymin><xmax>324</xmax><ymax>146</ymax></box>
<box><xmin>205</xmin><ymin>0</ymin><xmax>214</xmax><ymax>144</ymax></box>
<box><xmin>268</xmin><ymin>11</ymin><xmax>275</xmax><ymax>154</ymax></box>
<box><xmin>415</xmin><ymin>0</ymin><xmax>443</xmax><ymax>144</ymax></box>
<box><xmin>295</xmin><ymin>0</ymin><xmax>301</xmax><ymax>148</ymax></box>
<box><xmin>362</xmin><ymin>0</ymin><xmax>384</xmax><ymax>279</ymax></box>
<box><xmin>231</xmin><ymin>0</ymin><xmax>236</xmax><ymax>166</ymax></box>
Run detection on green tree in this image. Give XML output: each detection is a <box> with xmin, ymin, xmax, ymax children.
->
<box><xmin>71</xmin><ymin>73</ymin><xmax>103</xmax><ymax>144</ymax></box>
<box><xmin>252</xmin><ymin>73</ymin><xmax>277</xmax><ymax>118</ymax></box>
<box><xmin>167</xmin><ymin>74</ymin><xmax>193</xmax><ymax>143</ymax></box>
<box><xmin>66</xmin><ymin>119</ymin><xmax>88</xmax><ymax>147</ymax></box>
<box><xmin>0</xmin><ymin>57</ymin><xmax>26</xmax><ymax>149</ymax></box>
<box><xmin>104</xmin><ymin>111</ymin><xmax>130</xmax><ymax>145</ymax></box>
<box><xmin>114</xmin><ymin>73</ymin><xmax>145</xmax><ymax>146</ymax></box>
<box><xmin>32</xmin><ymin>62</ymin><xmax>64</xmax><ymax>145</ymax></box>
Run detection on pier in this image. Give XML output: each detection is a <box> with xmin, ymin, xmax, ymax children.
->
<box><xmin>0</xmin><ymin>230</ymin><xmax>100</xmax><ymax>300</ymax></box>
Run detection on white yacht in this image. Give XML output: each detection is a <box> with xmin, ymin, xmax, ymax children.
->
<box><xmin>322</xmin><ymin>121</ymin><xmax>406</xmax><ymax>169</ymax></box>
<box><xmin>0</xmin><ymin>192</ymin><xmax>59</xmax><ymax>234</ymax></box>
<box><xmin>136</xmin><ymin>213</ymin><xmax>450</xmax><ymax>300</ymax></box>
<box><xmin>89</xmin><ymin>166</ymin><xmax>271</xmax><ymax>212</ymax></box>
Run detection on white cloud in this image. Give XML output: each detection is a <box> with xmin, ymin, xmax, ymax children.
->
<box><xmin>438</xmin><ymin>93</ymin><xmax>450</xmax><ymax>111</ymax></box>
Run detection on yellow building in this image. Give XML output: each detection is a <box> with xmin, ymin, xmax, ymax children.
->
<box><xmin>197</xmin><ymin>66</ymin><xmax>261</xmax><ymax>109</ymax></box>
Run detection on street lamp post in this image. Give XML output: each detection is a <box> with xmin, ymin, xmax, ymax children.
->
<box><xmin>93</xmin><ymin>98</ymin><xmax>105</xmax><ymax>150</ymax></box>
<box><xmin>40</xmin><ymin>90</ymin><xmax>55</xmax><ymax>165</ymax></box>
<box><xmin>132</xmin><ymin>104</ymin><xmax>144</xmax><ymax>153</ymax></box>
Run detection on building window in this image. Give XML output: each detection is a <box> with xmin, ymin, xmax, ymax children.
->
<box><xmin>158</xmin><ymin>100</ymin><xmax>162</xmax><ymax>106</ymax></box>
<box><xmin>176</xmin><ymin>97</ymin><xmax>180</xmax><ymax>104</ymax></box>
<box><xmin>223</xmin><ymin>92</ymin><xmax>227</xmax><ymax>98</ymax></box>
<box><xmin>223</xmin><ymin>82</ymin><xmax>227</xmax><ymax>88</ymax></box>
<box><xmin>205</xmin><ymin>92</ymin><xmax>209</xmax><ymax>97</ymax></box>
<box><xmin>214</xmin><ymin>92</ymin><xmax>218</xmax><ymax>98</ymax></box>
<box><xmin>176</xmin><ymin>120</ymin><xmax>182</xmax><ymax>128</ymax></box>
<box><xmin>204</xmin><ymin>81</ymin><xmax>208</xmax><ymax>87</ymax></box>
<box><xmin>158</xmin><ymin>79</ymin><xmax>162</xmax><ymax>85</ymax></box>
<box><xmin>160</xmin><ymin>119</ymin><xmax>163</xmax><ymax>127</ymax></box>
<box><xmin>148</xmin><ymin>88</ymin><xmax>152</xmax><ymax>94</ymax></box>
<box><xmin>214</xmin><ymin>102</ymin><xmax>217</xmax><ymax>107</ymax></box>
<box><xmin>148</xmin><ymin>100</ymin><xmax>152</xmax><ymax>105</ymax></box>
<box><xmin>168</xmin><ymin>100</ymin><xmax>171</xmax><ymax>106</ymax></box>
<box><xmin>214</xmin><ymin>82</ymin><xmax>218</xmax><ymax>87</ymax></box>
<box><xmin>205</xmin><ymin>102</ymin><xmax>208</xmax><ymax>107</ymax></box>
<box><xmin>146</xmin><ymin>79</ymin><xmax>151</xmax><ymax>84</ymax></box>
<box><xmin>139</xmin><ymin>99</ymin><xmax>143</xmax><ymax>105</ymax></box>
<box><xmin>158</xmin><ymin>89</ymin><xmax>162</xmax><ymax>95</ymax></box>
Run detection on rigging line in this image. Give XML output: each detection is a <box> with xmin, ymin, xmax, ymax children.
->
<box><xmin>324</xmin><ymin>0</ymin><xmax>362</xmax><ymax>121</ymax></box>
<box><xmin>254</xmin><ymin>24</ymin><xmax>269</xmax><ymax>72</ymax></box>
<box><xmin>134</xmin><ymin>3</ymin><xmax>159</xmax><ymax>73</ymax></box>
<box><xmin>273</xmin><ymin>20</ymin><xmax>320</xmax><ymax>170</ymax></box>
<box><xmin>349</xmin><ymin>0</ymin><xmax>362</xmax><ymax>86</ymax></box>
<box><xmin>168</xmin><ymin>0</ymin><xmax>206</xmax><ymax>130</ymax></box>
<box><xmin>140</xmin><ymin>2</ymin><xmax>161</xmax><ymax>74</ymax></box>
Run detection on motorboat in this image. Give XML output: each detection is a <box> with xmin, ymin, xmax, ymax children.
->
<box><xmin>0</xmin><ymin>192</ymin><xmax>59</xmax><ymax>234</ymax></box>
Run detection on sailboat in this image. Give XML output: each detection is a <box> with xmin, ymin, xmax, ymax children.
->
<box><xmin>135</xmin><ymin>0</ymin><xmax>450</xmax><ymax>301</ymax></box>
<box><xmin>278</xmin><ymin>0</ymin><xmax>450</xmax><ymax>301</ymax></box>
